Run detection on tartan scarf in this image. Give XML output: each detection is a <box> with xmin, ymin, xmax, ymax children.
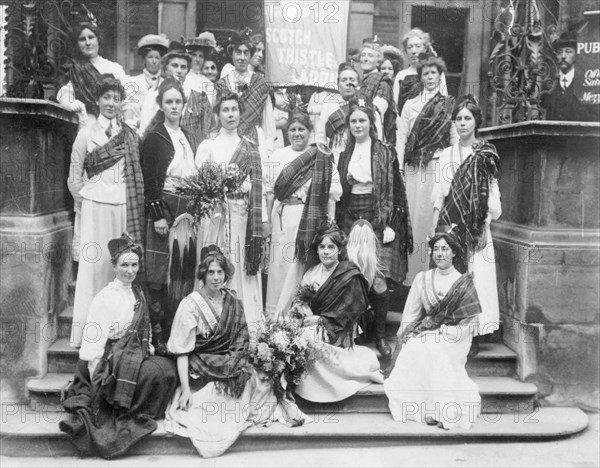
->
<box><xmin>310</xmin><ymin>261</ymin><xmax>369</xmax><ymax>348</ymax></box>
<box><xmin>438</xmin><ymin>140</ymin><xmax>500</xmax><ymax>253</ymax></box>
<box><xmin>405</xmin><ymin>93</ymin><xmax>455</xmax><ymax>166</ymax></box>
<box><xmin>84</xmin><ymin>125</ymin><xmax>146</xmax><ymax>245</ymax></box>
<box><xmin>92</xmin><ymin>285</ymin><xmax>151</xmax><ymax>410</ymax></box>
<box><xmin>188</xmin><ymin>289</ymin><xmax>251</xmax><ymax>399</ymax></box>
<box><xmin>216</xmin><ymin>73</ymin><xmax>270</xmax><ymax>138</ymax></box>
<box><xmin>397</xmin><ymin>74</ymin><xmax>422</xmax><ymax>113</ymax></box>
<box><xmin>338</xmin><ymin>139</ymin><xmax>394</xmax><ymax>229</ymax></box>
<box><xmin>392</xmin><ymin>155</ymin><xmax>414</xmax><ymax>256</ymax></box>
<box><xmin>181</xmin><ymin>89</ymin><xmax>213</xmax><ymax>152</ymax></box>
<box><xmin>230</xmin><ymin>136</ymin><xmax>263</xmax><ymax>275</ymax></box>
<box><xmin>273</xmin><ymin>145</ymin><xmax>333</xmax><ymax>264</ymax></box>
<box><xmin>325</xmin><ymin>103</ymin><xmax>348</xmax><ymax>141</ymax></box>
<box><xmin>401</xmin><ymin>271</ymin><xmax>481</xmax><ymax>344</ymax></box>
<box><xmin>59</xmin><ymin>58</ymin><xmax>102</xmax><ymax>114</ymax></box>
<box><xmin>361</xmin><ymin>71</ymin><xmax>393</xmax><ymax>101</ymax></box>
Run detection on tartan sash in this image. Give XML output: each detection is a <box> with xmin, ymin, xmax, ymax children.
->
<box><xmin>84</xmin><ymin>125</ymin><xmax>146</xmax><ymax>246</ymax></box>
<box><xmin>325</xmin><ymin>104</ymin><xmax>348</xmax><ymax>141</ymax></box>
<box><xmin>181</xmin><ymin>89</ymin><xmax>213</xmax><ymax>152</ymax></box>
<box><xmin>438</xmin><ymin>140</ymin><xmax>500</xmax><ymax>253</ymax></box>
<box><xmin>273</xmin><ymin>144</ymin><xmax>333</xmax><ymax>264</ymax></box>
<box><xmin>405</xmin><ymin>93</ymin><xmax>455</xmax><ymax>166</ymax></box>
<box><xmin>92</xmin><ymin>285</ymin><xmax>151</xmax><ymax>410</ymax></box>
<box><xmin>230</xmin><ymin>136</ymin><xmax>263</xmax><ymax>275</ymax></box>
<box><xmin>59</xmin><ymin>58</ymin><xmax>102</xmax><ymax>114</ymax></box>
<box><xmin>397</xmin><ymin>74</ymin><xmax>422</xmax><ymax>113</ymax></box>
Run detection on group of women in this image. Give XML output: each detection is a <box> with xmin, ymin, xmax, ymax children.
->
<box><xmin>59</xmin><ymin>20</ymin><xmax>502</xmax><ymax>459</ymax></box>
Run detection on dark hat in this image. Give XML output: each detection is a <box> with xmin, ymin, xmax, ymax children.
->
<box><xmin>553</xmin><ymin>31</ymin><xmax>578</xmax><ymax>50</ymax></box>
<box><xmin>162</xmin><ymin>40</ymin><xmax>192</xmax><ymax>65</ymax></box>
<box><xmin>226</xmin><ymin>28</ymin><xmax>255</xmax><ymax>57</ymax></box>
<box><xmin>137</xmin><ymin>34</ymin><xmax>169</xmax><ymax>57</ymax></box>
<box><xmin>108</xmin><ymin>233</ymin><xmax>141</xmax><ymax>260</ymax></box>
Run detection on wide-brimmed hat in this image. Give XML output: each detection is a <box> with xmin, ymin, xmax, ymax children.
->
<box><xmin>381</xmin><ymin>44</ymin><xmax>403</xmax><ymax>63</ymax></box>
<box><xmin>553</xmin><ymin>30</ymin><xmax>578</xmax><ymax>51</ymax></box>
<box><xmin>137</xmin><ymin>33</ymin><xmax>169</xmax><ymax>57</ymax></box>
<box><xmin>184</xmin><ymin>31</ymin><xmax>216</xmax><ymax>54</ymax></box>
<box><xmin>162</xmin><ymin>40</ymin><xmax>192</xmax><ymax>65</ymax></box>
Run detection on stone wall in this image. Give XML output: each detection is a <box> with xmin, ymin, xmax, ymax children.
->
<box><xmin>480</xmin><ymin>121</ymin><xmax>600</xmax><ymax>410</ymax></box>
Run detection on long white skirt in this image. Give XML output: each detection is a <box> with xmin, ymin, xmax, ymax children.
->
<box><xmin>295</xmin><ymin>324</ymin><xmax>383</xmax><ymax>403</ymax></box>
<box><xmin>70</xmin><ymin>199</ymin><xmax>126</xmax><ymax>347</ymax></box>
<box><xmin>197</xmin><ymin>197</ymin><xmax>263</xmax><ymax>329</ymax></box>
<box><xmin>384</xmin><ymin>325</ymin><xmax>481</xmax><ymax>429</ymax></box>
<box><xmin>265</xmin><ymin>202</ymin><xmax>305</xmax><ymax>319</ymax></box>
<box><xmin>404</xmin><ymin>161</ymin><xmax>437</xmax><ymax>286</ymax></box>
<box><xmin>469</xmin><ymin>223</ymin><xmax>500</xmax><ymax>335</ymax></box>
<box><xmin>165</xmin><ymin>373</ymin><xmax>282</xmax><ymax>458</ymax></box>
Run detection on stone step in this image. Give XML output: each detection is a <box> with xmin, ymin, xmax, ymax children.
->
<box><xmin>57</xmin><ymin>307</ymin><xmax>73</xmax><ymax>340</ymax></box>
<box><xmin>0</xmin><ymin>405</ymin><xmax>588</xmax><ymax>457</ymax></box>
<box><xmin>28</xmin><ymin>373</ymin><xmax>536</xmax><ymax>414</ymax></box>
<box><xmin>47</xmin><ymin>338</ymin><xmax>78</xmax><ymax>374</ymax></box>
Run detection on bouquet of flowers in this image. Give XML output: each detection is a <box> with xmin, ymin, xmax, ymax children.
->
<box><xmin>174</xmin><ymin>163</ymin><xmax>245</xmax><ymax>224</ymax></box>
<box><xmin>288</xmin><ymin>283</ymin><xmax>318</xmax><ymax>320</ymax></box>
<box><xmin>246</xmin><ymin>319</ymin><xmax>325</xmax><ymax>400</ymax></box>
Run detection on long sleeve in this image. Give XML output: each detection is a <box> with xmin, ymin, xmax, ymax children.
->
<box><xmin>167</xmin><ymin>297</ymin><xmax>199</xmax><ymax>355</ymax></box>
<box><xmin>67</xmin><ymin>129</ymin><xmax>87</xmax><ymax>213</ymax></box>
<box><xmin>487</xmin><ymin>178</ymin><xmax>502</xmax><ymax>222</ymax></box>
<box><xmin>79</xmin><ymin>291</ymin><xmax>114</xmax><ymax>377</ymax></box>
<box><xmin>395</xmin><ymin>105</ymin><xmax>411</xmax><ymax>167</ymax></box>
<box><xmin>139</xmin><ymin>90</ymin><xmax>158</xmax><ymax>136</ymax></box>
<box><xmin>329</xmin><ymin>161</ymin><xmax>343</xmax><ymax>202</ymax></box>
<box><xmin>398</xmin><ymin>272</ymin><xmax>425</xmax><ymax>336</ymax></box>
<box><xmin>431</xmin><ymin>146</ymin><xmax>453</xmax><ymax>212</ymax></box>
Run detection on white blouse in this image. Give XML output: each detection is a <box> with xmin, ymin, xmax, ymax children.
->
<box><xmin>348</xmin><ymin>140</ymin><xmax>373</xmax><ymax>194</ymax></box>
<box><xmin>163</xmin><ymin>126</ymin><xmax>196</xmax><ymax>192</ymax></box>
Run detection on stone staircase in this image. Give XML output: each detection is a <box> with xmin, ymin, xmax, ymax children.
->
<box><xmin>0</xmin><ymin>281</ymin><xmax>589</xmax><ymax>457</ymax></box>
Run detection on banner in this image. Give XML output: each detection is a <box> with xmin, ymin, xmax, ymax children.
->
<box><xmin>265</xmin><ymin>0</ymin><xmax>350</xmax><ymax>89</ymax></box>
<box><xmin>575</xmin><ymin>12</ymin><xmax>600</xmax><ymax>106</ymax></box>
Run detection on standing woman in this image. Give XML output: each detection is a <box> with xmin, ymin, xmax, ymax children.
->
<box><xmin>393</xmin><ymin>28</ymin><xmax>448</xmax><ymax>116</ymax></box>
<box><xmin>67</xmin><ymin>75</ymin><xmax>145</xmax><ymax>348</ymax></box>
<box><xmin>57</xmin><ymin>21</ymin><xmax>126</xmax><ymax>127</ymax></box>
<box><xmin>336</xmin><ymin>100</ymin><xmax>411</xmax><ymax>358</ymax></box>
<box><xmin>195</xmin><ymin>92</ymin><xmax>267</xmax><ymax>326</ymax></box>
<box><xmin>265</xmin><ymin>110</ymin><xmax>343</xmax><ymax>318</ymax></box>
<box><xmin>431</xmin><ymin>96</ymin><xmax>502</xmax><ymax>355</ymax></box>
<box><xmin>141</xmin><ymin>78</ymin><xmax>197</xmax><ymax>352</ymax></box>
<box><xmin>396</xmin><ymin>54</ymin><xmax>456</xmax><ymax>285</ymax></box>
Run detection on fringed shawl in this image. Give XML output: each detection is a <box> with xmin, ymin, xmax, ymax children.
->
<box><xmin>310</xmin><ymin>261</ymin><xmax>369</xmax><ymax>348</ymax></box>
<box><xmin>91</xmin><ymin>285</ymin><xmax>151</xmax><ymax>410</ymax></box>
<box><xmin>187</xmin><ymin>290</ymin><xmax>251</xmax><ymax>399</ymax></box>
<box><xmin>83</xmin><ymin>125</ymin><xmax>145</xmax><ymax>246</ymax></box>
<box><xmin>230</xmin><ymin>136</ymin><xmax>263</xmax><ymax>275</ymax></box>
<box><xmin>438</xmin><ymin>140</ymin><xmax>500</xmax><ymax>253</ymax></box>
<box><xmin>401</xmin><ymin>271</ymin><xmax>481</xmax><ymax>344</ymax></box>
<box><xmin>405</xmin><ymin>93</ymin><xmax>454</xmax><ymax>166</ymax></box>
<box><xmin>273</xmin><ymin>144</ymin><xmax>333</xmax><ymax>264</ymax></box>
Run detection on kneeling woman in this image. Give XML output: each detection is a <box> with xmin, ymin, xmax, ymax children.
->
<box><xmin>59</xmin><ymin>235</ymin><xmax>178</xmax><ymax>459</ymax></box>
<box><xmin>384</xmin><ymin>228</ymin><xmax>482</xmax><ymax>430</ymax></box>
<box><xmin>292</xmin><ymin>224</ymin><xmax>383</xmax><ymax>403</ymax></box>
<box><xmin>164</xmin><ymin>245</ymin><xmax>303</xmax><ymax>458</ymax></box>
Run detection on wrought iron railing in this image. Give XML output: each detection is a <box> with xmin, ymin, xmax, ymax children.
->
<box><xmin>488</xmin><ymin>0</ymin><xmax>560</xmax><ymax>125</ymax></box>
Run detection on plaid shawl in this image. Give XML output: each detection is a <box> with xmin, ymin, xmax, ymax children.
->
<box><xmin>273</xmin><ymin>144</ymin><xmax>333</xmax><ymax>264</ymax></box>
<box><xmin>91</xmin><ymin>285</ymin><xmax>151</xmax><ymax>410</ymax></box>
<box><xmin>338</xmin><ymin>139</ymin><xmax>394</xmax><ymax>229</ymax></box>
<box><xmin>397</xmin><ymin>74</ymin><xmax>422</xmax><ymax>113</ymax></box>
<box><xmin>216</xmin><ymin>73</ymin><xmax>270</xmax><ymax>138</ymax></box>
<box><xmin>230</xmin><ymin>136</ymin><xmax>263</xmax><ymax>275</ymax></box>
<box><xmin>392</xmin><ymin>154</ymin><xmax>414</xmax><ymax>255</ymax></box>
<box><xmin>188</xmin><ymin>289</ymin><xmax>251</xmax><ymax>399</ymax></box>
<box><xmin>325</xmin><ymin>103</ymin><xmax>349</xmax><ymax>141</ymax></box>
<box><xmin>405</xmin><ymin>93</ymin><xmax>455</xmax><ymax>166</ymax></box>
<box><xmin>438</xmin><ymin>140</ymin><xmax>500</xmax><ymax>253</ymax></box>
<box><xmin>181</xmin><ymin>89</ymin><xmax>213</xmax><ymax>152</ymax></box>
<box><xmin>401</xmin><ymin>272</ymin><xmax>481</xmax><ymax>344</ymax></box>
<box><xmin>311</xmin><ymin>261</ymin><xmax>369</xmax><ymax>348</ymax></box>
<box><xmin>84</xmin><ymin>125</ymin><xmax>145</xmax><ymax>245</ymax></box>
<box><xmin>59</xmin><ymin>58</ymin><xmax>102</xmax><ymax>114</ymax></box>
<box><xmin>362</xmin><ymin>71</ymin><xmax>396</xmax><ymax>142</ymax></box>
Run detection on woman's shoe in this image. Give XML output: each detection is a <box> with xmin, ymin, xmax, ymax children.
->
<box><xmin>468</xmin><ymin>336</ymin><xmax>480</xmax><ymax>357</ymax></box>
<box><xmin>425</xmin><ymin>416</ymin><xmax>438</xmax><ymax>426</ymax></box>
<box><xmin>437</xmin><ymin>421</ymin><xmax>449</xmax><ymax>431</ymax></box>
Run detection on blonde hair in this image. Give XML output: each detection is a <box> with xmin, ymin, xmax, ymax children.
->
<box><xmin>347</xmin><ymin>221</ymin><xmax>383</xmax><ymax>288</ymax></box>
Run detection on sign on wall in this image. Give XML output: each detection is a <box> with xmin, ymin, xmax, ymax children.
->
<box><xmin>264</xmin><ymin>0</ymin><xmax>350</xmax><ymax>89</ymax></box>
<box><xmin>575</xmin><ymin>11</ymin><xmax>600</xmax><ymax>106</ymax></box>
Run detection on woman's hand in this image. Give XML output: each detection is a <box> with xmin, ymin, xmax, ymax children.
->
<box><xmin>303</xmin><ymin>315</ymin><xmax>319</xmax><ymax>327</ymax></box>
<box><xmin>383</xmin><ymin>227</ymin><xmax>396</xmax><ymax>244</ymax></box>
<box><xmin>154</xmin><ymin>218</ymin><xmax>169</xmax><ymax>236</ymax></box>
<box><xmin>262</xmin><ymin>221</ymin><xmax>271</xmax><ymax>238</ymax></box>
<box><xmin>476</xmin><ymin>224</ymin><xmax>489</xmax><ymax>251</ymax></box>
<box><xmin>178</xmin><ymin>387</ymin><xmax>193</xmax><ymax>411</ymax></box>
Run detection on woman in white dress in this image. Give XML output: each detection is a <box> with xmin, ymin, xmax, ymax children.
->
<box><xmin>165</xmin><ymin>245</ymin><xmax>305</xmax><ymax>458</ymax></box>
<box><xmin>396</xmin><ymin>54</ymin><xmax>457</xmax><ymax>286</ymax></box>
<box><xmin>265</xmin><ymin>110</ymin><xmax>342</xmax><ymax>318</ymax></box>
<box><xmin>291</xmin><ymin>224</ymin><xmax>383</xmax><ymax>403</ymax></box>
<box><xmin>431</xmin><ymin>96</ymin><xmax>502</xmax><ymax>354</ymax></box>
<box><xmin>67</xmin><ymin>76</ymin><xmax>144</xmax><ymax>347</ymax></box>
<box><xmin>384</xmin><ymin>228</ymin><xmax>482</xmax><ymax>430</ymax></box>
<box><xmin>195</xmin><ymin>92</ymin><xmax>268</xmax><ymax>325</ymax></box>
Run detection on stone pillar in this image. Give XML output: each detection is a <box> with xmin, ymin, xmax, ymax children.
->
<box><xmin>0</xmin><ymin>98</ymin><xmax>77</xmax><ymax>404</ymax></box>
<box><xmin>158</xmin><ymin>0</ymin><xmax>197</xmax><ymax>39</ymax></box>
<box><xmin>479</xmin><ymin>121</ymin><xmax>600</xmax><ymax>409</ymax></box>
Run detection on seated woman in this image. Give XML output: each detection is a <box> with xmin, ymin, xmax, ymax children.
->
<box><xmin>384</xmin><ymin>227</ymin><xmax>482</xmax><ymax>430</ymax></box>
<box><xmin>164</xmin><ymin>245</ymin><xmax>304</xmax><ymax>458</ymax></box>
<box><xmin>291</xmin><ymin>223</ymin><xmax>383</xmax><ymax>403</ymax></box>
<box><xmin>59</xmin><ymin>234</ymin><xmax>178</xmax><ymax>459</ymax></box>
